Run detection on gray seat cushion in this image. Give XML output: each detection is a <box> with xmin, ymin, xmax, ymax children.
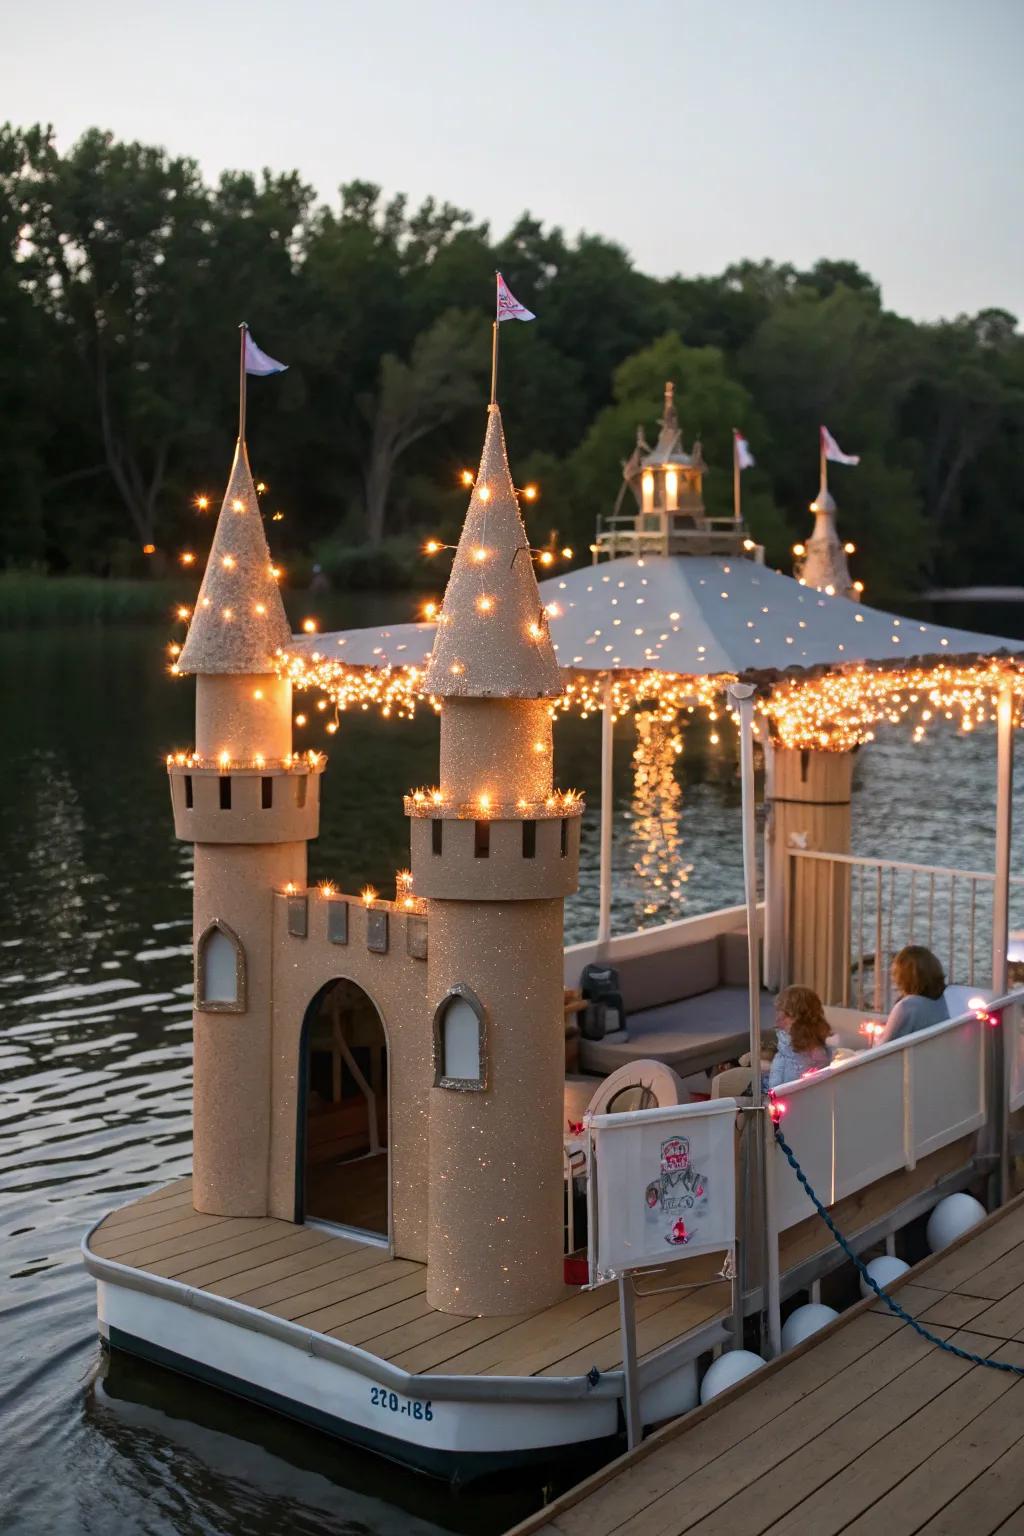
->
<box><xmin>580</xmin><ymin>986</ymin><xmax>776</xmax><ymax>1077</ymax></box>
<box><xmin>614</xmin><ymin>938</ymin><xmax>721</xmax><ymax>1014</ymax></box>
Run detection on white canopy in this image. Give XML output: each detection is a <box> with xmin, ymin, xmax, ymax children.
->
<box><xmin>288</xmin><ymin>555</ymin><xmax>1020</xmax><ymax>679</ymax></box>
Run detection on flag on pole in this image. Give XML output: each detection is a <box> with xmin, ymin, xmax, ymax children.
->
<box><xmin>244</xmin><ymin>331</ymin><xmax>288</xmax><ymax>376</ymax></box>
<box><xmin>496</xmin><ymin>272</ymin><xmax>536</xmax><ymax>323</ymax></box>
<box><xmin>734</xmin><ymin>430</ymin><xmax>755</xmax><ymax>470</ymax></box>
<box><xmin>821</xmin><ymin>425</ymin><xmax>859</xmax><ymax>466</ymax></box>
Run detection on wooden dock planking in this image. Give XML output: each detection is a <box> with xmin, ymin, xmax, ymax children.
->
<box><xmin>505</xmin><ymin>1196</ymin><xmax>1024</xmax><ymax>1536</ymax></box>
<box><xmin>88</xmin><ymin>1186</ymin><xmax>728</xmax><ymax>1382</ymax></box>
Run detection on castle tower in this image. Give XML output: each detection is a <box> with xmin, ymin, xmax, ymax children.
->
<box><xmin>170</xmin><ymin>439</ymin><xmax>323</xmax><ymax>1216</ymax></box>
<box><xmin>410</xmin><ymin>405</ymin><xmax>580</xmax><ymax>1316</ymax></box>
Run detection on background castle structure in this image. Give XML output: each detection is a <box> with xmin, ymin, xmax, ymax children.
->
<box><xmin>168</xmin><ymin>407</ymin><xmax>581</xmax><ymax>1318</ymax></box>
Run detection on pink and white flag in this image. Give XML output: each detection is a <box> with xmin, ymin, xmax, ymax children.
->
<box><xmin>821</xmin><ymin>425</ymin><xmax>859</xmax><ymax>466</ymax></box>
<box><xmin>496</xmin><ymin>272</ymin><xmax>535</xmax><ymax>323</ymax></box>
<box><xmin>244</xmin><ymin>330</ymin><xmax>288</xmax><ymax>376</ymax></box>
<box><xmin>734</xmin><ymin>430</ymin><xmax>755</xmax><ymax>470</ymax></box>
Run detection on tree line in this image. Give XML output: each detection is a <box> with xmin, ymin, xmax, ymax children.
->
<box><xmin>2</xmin><ymin>122</ymin><xmax>1022</xmax><ymax>598</ymax></box>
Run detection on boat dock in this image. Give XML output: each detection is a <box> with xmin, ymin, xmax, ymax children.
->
<box><xmin>507</xmin><ymin>1195</ymin><xmax>1024</xmax><ymax>1536</ymax></box>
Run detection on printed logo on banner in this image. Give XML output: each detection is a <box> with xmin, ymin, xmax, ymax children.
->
<box><xmin>644</xmin><ymin>1135</ymin><xmax>709</xmax><ymax>1246</ymax></box>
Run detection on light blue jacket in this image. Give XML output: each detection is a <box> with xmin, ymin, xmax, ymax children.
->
<box><xmin>767</xmin><ymin>1034</ymin><xmax>832</xmax><ymax>1091</ymax></box>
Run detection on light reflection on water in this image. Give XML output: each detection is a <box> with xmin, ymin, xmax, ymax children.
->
<box><xmin>1</xmin><ymin>618</ymin><xmax>1021</xmax><ymax>1534</ymax></box>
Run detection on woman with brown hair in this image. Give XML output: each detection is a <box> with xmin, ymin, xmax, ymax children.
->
<box><xmin>767</xmin><ymin>986</ymin><xmax>833</xmax><ymax>1090</ymax></box>
<box><xmin>878</xmin><ymin>945</ymin><xmax>949</xmax><ymax>1043</ymax></box>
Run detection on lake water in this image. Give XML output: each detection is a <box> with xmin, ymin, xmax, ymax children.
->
<box><xmin>1</xmin><ymin>615</ymin><xmax>1022</xmax><ymax>1535</ymax></box>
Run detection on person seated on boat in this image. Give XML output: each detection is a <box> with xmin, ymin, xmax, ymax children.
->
<box><xmin>877</xmin><ymin>945</ymin><xmax>949</xmax><ymax>1043</ymax></box>
<box><xmin>766</xmin><ymin>986</ymin><xmax>833</xmax><ymax>1091</ymax></box>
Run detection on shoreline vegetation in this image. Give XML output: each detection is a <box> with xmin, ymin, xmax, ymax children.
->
<box><xmin>0</xmin><ymin>567</ymin><xmax>428</xmax><ymax>630</ymax></box>
<box><xmin>2</xmin><ymin>123</ymin><xmax>1022</xmax><ymax>605</ymax></box>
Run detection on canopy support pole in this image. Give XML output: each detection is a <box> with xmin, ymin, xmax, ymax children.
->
<box><xmin>730</xmin><ymin>684</ymin><xmax>762</xmax><ymax>1099</ymax></box>
<box><xmin>992</xmin><ymin>679</ymin><xmax>1015</xmax><ymax>1207</ymax></box>
<box><xmin>729</xmin><ymin>682</ymin><xmax>781</xmax><ymax>1356</ymax></box>
<box><xmin>597</xmin><ymin>677</ymin><xmax>614</xmax><ymax>946</ymax></box>
<box><xmin>993</xmin><ymin>680</ymin><xmax>1015</xmax><ymax>995</ymax></box>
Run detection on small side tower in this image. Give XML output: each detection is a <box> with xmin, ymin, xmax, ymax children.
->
<box><xmin>409</xmin><ymin>405</ymin><xmax>581</xmax><ymax>1316</ymax></box>
<box><xmin>170</xmin><ymin>440</ymin><xmax>324</xmax><ymax>1216</ymax></box>
<box><xmin>794</xmin><ymin>479</ymin><xmax>859</xmax><ymax>600</ymax></box>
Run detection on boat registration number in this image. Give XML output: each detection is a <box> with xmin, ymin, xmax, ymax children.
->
<box><xmin>369</xmin><ymin>1386</ymin><xmax>433</xmax><ymax>1420</ymax></box>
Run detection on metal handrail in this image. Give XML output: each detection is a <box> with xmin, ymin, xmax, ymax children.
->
<box><xmin>789</xmin><ymin>848</ymin><xmax>1024</xmax><ymax>888</ymax></box>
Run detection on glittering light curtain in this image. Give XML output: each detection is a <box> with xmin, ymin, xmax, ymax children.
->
<box><xmin>627</xmin><ymin>709</ymin><xmax>691</xmax><ymax>925</ymax></box>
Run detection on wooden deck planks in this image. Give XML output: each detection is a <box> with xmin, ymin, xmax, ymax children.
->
<box><xmin>504</xmin><ymin>1197</ymin><xmax>1024</xmax><ymax>1536</ymax></box>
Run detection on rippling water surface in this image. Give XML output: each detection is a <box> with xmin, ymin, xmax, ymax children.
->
<box><xmin>1</xmin><ymin>615</ymin><xmax>1021</xmax><ymax>1535</ymax></box>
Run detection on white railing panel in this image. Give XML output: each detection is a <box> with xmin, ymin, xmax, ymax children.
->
<box><xmin>586</xmin><ymin>1098</ymin><xmax>738</xmax><ymax>1284</ymax></box>
<box><xmin>771</xmin><ymin>1076</ymin><xmax>834</xmax><ymax>1230</ymax></box>
<box><xmin>911</xmin><ymin>1015</ymin><xmax>986</xmax><ymax>1161</ymax></box>
<box><xmin>832</xmin><ymin>1051</ymin><xmax>908</xmax><ymax>1200</ymax></box>
<box><xmin>1005</xmin><ymin>999</ymin><xmax>1024</xmax><ymax>1113</ymax></box>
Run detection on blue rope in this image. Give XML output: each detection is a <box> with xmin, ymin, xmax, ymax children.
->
<box><xmin>770</xmin><ymin>1111</ymin><xmax>1024</xmax><ymax>1376</ymax></box>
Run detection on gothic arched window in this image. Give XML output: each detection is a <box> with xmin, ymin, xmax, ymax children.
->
<box><xmin>196</xmin><ymin>920</ymin><xmax>246</xmax><ymax>1014</ymax></box>
<box><xmin>433</xmin><ymin>986</ymin><xmax>487</xmax><ymax>1091</ymax></box>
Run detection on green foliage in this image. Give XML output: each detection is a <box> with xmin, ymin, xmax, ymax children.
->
<box><xmin>0</xmin><ymin>122</ymin><xmax>1021</xmax><ymax>603</ymax></box>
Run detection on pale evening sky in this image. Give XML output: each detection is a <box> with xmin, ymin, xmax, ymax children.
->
<box><xmin>3</xmin><ymin>0</ymin><xmax>1021</xmax><ymax>322</ymax></box>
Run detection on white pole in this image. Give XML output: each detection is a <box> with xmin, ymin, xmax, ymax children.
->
<box><xmin>992</xmin><ymin>678</ymin><xmax>1014</xmax><ymax>1207</ymax></box>
<box><xmin>729</xmin><ymin>683</ymin><xmax>762</xmax><ymax>1103</ymax></box>
<box><xmin>733</xmin><ymin>430</ymin><xmax>741</xmax><ymax>524</ymax></box>
<box><xmin>597</xmin><ymin>677</ymin><xmax>615</xmax><ymax>946</ymax></box>
<box><xmin>762</xmin><ymin>736</ymin><xmax>781</xmax><ymax>990</ymax></box>
<box><xmin>729</xmin><ymin>682</ymin><xmax>781</xmax><ymax>1356</ymax></box>
<box><xmin>993</xmin><ymin>680</ymin><xmax>1015</xmax><ymax>995</ymax></box>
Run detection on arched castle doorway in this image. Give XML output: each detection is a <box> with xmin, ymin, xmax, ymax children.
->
<box><xmin>297</xmin><ymin>978</ymin><xmax>389</xmax><ymax>1239</ymax></box>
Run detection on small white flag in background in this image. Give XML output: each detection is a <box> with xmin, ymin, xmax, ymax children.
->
<box><xmin>496</xmin><ymin>272</ymin><xmax>535</xmax><ymax>323</ymax></box>
<box><xmin>244</xmin><ymin>331</ymin><xmax>288</xmax><ymax>376</ymax></box>
<box><xmin>734</xmin><ymin>430</ymin><xmax>755</xmax><ymax>470</ymax></box>
<box><xmin>821</xmin><ymin>424</ymin><xmax>859</xmax><ymax>466</ymax></box>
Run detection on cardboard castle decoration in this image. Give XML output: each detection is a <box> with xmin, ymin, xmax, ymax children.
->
<box><xmin>595</xmin><ymin>382</ymin><xmax>750</xmax><ymax>560</ymax></box>
<box><xmin>793</xmin><ymin>479</ymin><xmax>860</xmax><ymax>601</ymax></box>
<box><xmin>169</xmin><ymin>404</ymin><xmax>582</xmax><ymax>1317</ymax></box>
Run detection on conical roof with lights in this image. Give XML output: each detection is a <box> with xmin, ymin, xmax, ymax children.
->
<box><xmin>177</xmin><ymin>440</ymin><xmax>292</xmax><ymax>674</ymax></box>
<box><xmin>800</xmin><ymin>480</ymin><xmax>856</xmax><ymax>598</ymax></box>
<box><xmin>423</xmin><ymin>405</ymin><xmax>562</xmax><ymax>699</ymax></box>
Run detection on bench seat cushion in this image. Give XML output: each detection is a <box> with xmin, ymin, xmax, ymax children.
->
<box><xmin>614</xmin><ymin>937</ymin><xmax>721</xmax><ymax>1014</ymax></box>
<box><xmin>580</xmin><ymin>986</ymin><xmax>776</xmax><ymax>1077</ymax></box>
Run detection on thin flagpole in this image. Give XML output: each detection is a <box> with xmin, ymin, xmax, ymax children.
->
<box><xmin>733</xmin><ymin>430</ymin><xmax>741</xmax><ymax>523</ymax></box>
<box><xmin>819</xmin><ymin>424</ymin><xmax>827</xmax><ymax>496</ymax></box>
<box><xmin>238</xmin><ymin>322</ymin><xmax>248</xmax><ymax>443</ymax></box>
<box><xmin>490</xmin><ymin>320</ymin><xmax>499</xmax><ymax>406</ymax></box>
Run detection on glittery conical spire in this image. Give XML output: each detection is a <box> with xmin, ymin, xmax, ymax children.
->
<box><xmin>177</xmin><ymin>440</ymin><xmax>292</xmax><ymax>674</ymax></box>
<box><xmin>424</xmin><ymin>406</ymin><xmax>562</xmax><ymax>699</ymax></box>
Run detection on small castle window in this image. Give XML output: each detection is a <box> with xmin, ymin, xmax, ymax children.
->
<box><xmin>434</xmin><ymin>987</ymin><xmax>486</xmax><ymax>1090</ymax></box>
<box><xmin>560</xmin><ymin>817</ymin><xmax>569</xmax><ymax>857</ymax></box>
<box><xmin>522</xmin><ymin>820</ymin><xmax>536</xmax><ymax>858</ymax></box>
<box><xmin>184</xmin><ymin>775</ymin><xmax>193</xmax><ymax>809</ymax></box>
<box><xmin>431</xmin><ymin>819</ymin><xmax>444</xmax><ymax>856</ymax></box>
<box><xmin>196</xmin><ymin>920</ymin><xmax>246</xmax><ymax>1013</ymax></box>
<box><xmin>219</xmin><ymin>776</ymin><xmax>232</xmax><ymax>810</ymax></box>
<box><xmin>261</xmin><ymin>776</ymin><xmax>273</xmax><ymax>809</ymax></box>
<box><xmin>474</xmin><ymin>820</ymin><xmax>490</xmax><ymax>858</ymax></box>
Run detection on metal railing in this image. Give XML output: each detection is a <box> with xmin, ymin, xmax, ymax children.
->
<box><xmin>786</xmin><ymin>849</ymin><xmax>1024</xmax><ymax>1012</ymax></box>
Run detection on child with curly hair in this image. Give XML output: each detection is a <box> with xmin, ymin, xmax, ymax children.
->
<box><xmin>768</xmin><ymin>985</ymin><xmax>833</xmax><ymax>1091</ymax></box>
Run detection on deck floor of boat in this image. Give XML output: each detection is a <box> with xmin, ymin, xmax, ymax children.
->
<box><xmin>505</xmin><ymin>1194</ymin><xmax>1024</xmax><ymax>1536</ymax></box>
<box><xmin>88</xmin><ymin>1179</ymin><xmax>730</xmax><ymax>1379</ymax></box>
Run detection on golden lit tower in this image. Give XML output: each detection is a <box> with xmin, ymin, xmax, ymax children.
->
<box><xmin>169</xmin><ymin>440</ymin><xmax>324</xmax><ymax>1216</ymax></box>
<box><xmin>409</xmin><ymin>405</ymin><xmax>581</xmax><ymax>1315</ymax></box>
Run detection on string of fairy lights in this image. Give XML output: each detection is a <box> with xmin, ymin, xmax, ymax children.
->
<box><xmin>269</xmin><ymin>650</ymin><xmax>1024</xmax><ymax>752</ymax></box>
